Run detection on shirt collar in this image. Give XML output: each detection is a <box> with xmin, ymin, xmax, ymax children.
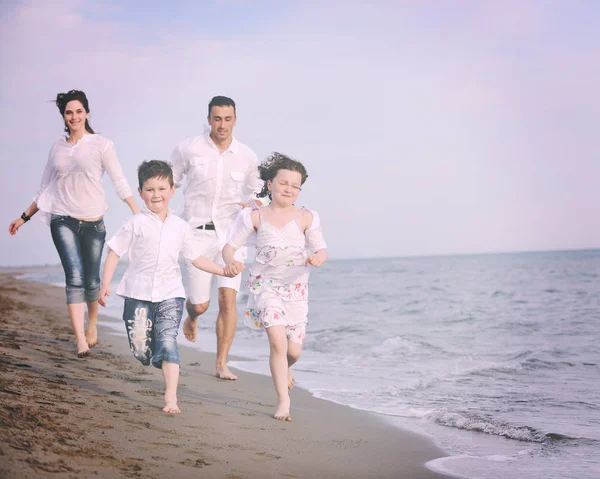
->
<box><xmin>205</xmin><ymin>134</ymin><xmax>239</xmax><ymax>155</ymax></box>
<box><xmin>142</xmin><ymin>208</ymin><xmax>173</xmax><ymax>222</ymax></box>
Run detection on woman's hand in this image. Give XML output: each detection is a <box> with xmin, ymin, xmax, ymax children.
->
<box><xmin>8</xmin><ymin>218</ymin><xmax>25</xmax><ymax>236</ymax></box>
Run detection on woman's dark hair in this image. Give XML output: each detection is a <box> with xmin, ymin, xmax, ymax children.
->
<box><xmin>55</xmin><ymin>90</ymin><xmax>95</xmax><ymax>134</ymax></box>
<box><xmin>138</xmin><ymin>160</ymin><xmax>174</xmax><ymax>189</ymax></box>
<box><xmin>257</xmin><ymin>152</ymin><xmax>308</xmax><ymax>199</ymax></box>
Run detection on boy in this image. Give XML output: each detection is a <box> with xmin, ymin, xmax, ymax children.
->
<box><xmin>98</xmin><ymin>160</ymin><xmax>244</xmax><ymax>413</ymax></box>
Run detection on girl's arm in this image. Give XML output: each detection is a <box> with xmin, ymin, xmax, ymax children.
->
<box><xmin>8</xmin><ymin>202</ymin><xmax>39</xmax><ymax>235</ymax></box>
<box><xmin>98</xmin><ymin>249</ymin><xmax>121</xmax><ymax>306</ymax></box>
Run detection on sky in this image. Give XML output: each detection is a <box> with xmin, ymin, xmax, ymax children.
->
<box><xmin>1</xmin><ymin>0</ymin><xmax>599</xmax><ymax>267</ymax></box>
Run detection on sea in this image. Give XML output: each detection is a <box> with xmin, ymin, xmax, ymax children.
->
<box><xmin>14</xmin><ymin>249</ymin><xmax>600</xmax><ymax>479</ymax></box>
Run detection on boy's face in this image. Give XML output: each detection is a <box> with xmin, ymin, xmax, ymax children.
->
<box><xmin>138</xmin><ymin>176</ymin><xmax>175</xmax><ymax>216</ymax></box>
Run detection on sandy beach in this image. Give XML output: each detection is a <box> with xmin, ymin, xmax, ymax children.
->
<box><xmin>0</xmin><ymin>272</ymin><xmax>449</xmax><ymax>478</ymax></box>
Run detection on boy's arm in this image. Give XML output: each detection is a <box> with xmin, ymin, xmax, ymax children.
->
<box><xmin>98</xmin><ymin>249</ymin><xmax>120</xmax><ymax>306</ymax></box>
<box><xmin>192</xmin><ymin>255</ymin><xmax>225</xmax><ymax>276</ymax></box>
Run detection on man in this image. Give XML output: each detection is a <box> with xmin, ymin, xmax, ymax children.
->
<box><xmin>171</xmin><ymin>96</ymin><xmax>262</xmax><ymax>380</ymax></box>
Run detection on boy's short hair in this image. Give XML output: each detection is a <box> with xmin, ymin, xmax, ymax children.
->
<box><xmin>138</xmin><ymin>160</ymin><xmax>174</xmax><ymax>189</ymax></box>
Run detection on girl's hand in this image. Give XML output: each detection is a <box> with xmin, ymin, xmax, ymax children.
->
<box><xmin>224</xmin><ymin>261</ymin><xmax>245</xmax><ymax>277</ymax></box>
<box><xmin>8</xmin><ymin>218</ymin><xmax>25</xmax><ymax>236</ymax></box>
<box><xmin>98</xmin><ymin>284</ymin><xmax>110</xmax><ymax>307</ymax></box>
<box><xmin>306</xmin><ymin>250</ymin><xmax>328</xmax><ymax>268</ymax></box>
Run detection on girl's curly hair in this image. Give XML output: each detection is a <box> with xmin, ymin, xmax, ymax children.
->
<box><xmin>257</xmin><ymin>152</ymin><xmax>308</xmax><ymax>199</ymax></box>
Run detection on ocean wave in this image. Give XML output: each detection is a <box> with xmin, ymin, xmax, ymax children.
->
<box><xmin>426</xmin><ymin>410</ymin><xmax>588</xmax><ymax>444</ymax></box>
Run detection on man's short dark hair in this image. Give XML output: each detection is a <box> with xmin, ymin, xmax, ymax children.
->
<box><xmin>208</xmin><ymin>96</ymin><xmax>236</xmax><ymax>117</ymax></box>
<box><xmin>138</xmin><ymin>160</ymin><xmax>174</xmax><ymax>189</ymax></box>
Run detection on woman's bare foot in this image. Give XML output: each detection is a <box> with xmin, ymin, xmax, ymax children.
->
<box><xmin>216</xmin><ymin>364</ymin><xmax>238</xmax><ymax>380</ymax></box>
<box><xmin>85</xmin><ymin>325</ymin><xmax>98</xmax><ymax>348</ymax></box>
<box><xmin>273</xmin><ymin>397</ymin><xmax>292</xmax><ymax>421</ymax></box>
<box><xmin>163</xmin><ymin>396</ymin><xmax>181</xmax><ymax>414</ymax></box>
<box><xmin>288</xmin><ymin>368</ymin><xmax>295</xmax><ymax>389</ymax></box>
<box><xmin>182</xmin><ymin>316</ymin><xmax>198</xmax><ymax>342</ymax></box>
<box><xmin>77</xmin><ymin>337</ymin><xmax>90</xmax><ymax>357</ymax></box>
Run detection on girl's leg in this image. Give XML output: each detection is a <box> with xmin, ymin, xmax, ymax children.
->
<box><xmin>287</xmin><ymin>340</ymin><xmax>303</xmax><ymax>390</ymax></box>
<box><xmin>162</xmin><ymin>362</ymin><xmax>181</xmax><ymax>414</ymax></box>
<box><xmin>80</xmin><ymin>220</ymin><xmax>106</xmax><ymax>348</ymax></box>
<box><xmin>266</xmin><ymin>325</ymin><xmax>292</xmax><ymax>421</ymax></box>
<box><xmin>50</xmin><ymin>216</ymin><xmax>88</xmax><ymax>355</ymax></box>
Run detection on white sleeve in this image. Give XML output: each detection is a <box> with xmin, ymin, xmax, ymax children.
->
<box><xmin>106</xmin><ymin>219</ymin><xmax>133</xmax><ymax>257</ymax></box>
<box><xmin>33</xmin><ymin>146</ymin><xmax>56</xmax><ymax>203</ymax></box>
<box><xmin>305</xmin><ymin>210</ymin><xmax>327</xmax><ymax>252</ymax></box>
<box><xmin>170</xmin><ymin>143</ymin><xmax>188</xmax><ymax>189</ymax></box>
<box><xmin>101</xmin><ymin>141</ymin><xmax>133</xmax><ymax>200</ymax></box>
<box><xmin>227</xmin><ymin>208</ymin><xmax>256</xmax><ymax>250</ymax></box>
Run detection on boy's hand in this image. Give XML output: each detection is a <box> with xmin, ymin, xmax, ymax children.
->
<box><xmin>306</xmin><ymin>250</ymin><xmax>327</xmax><ymax>268</ymax></box>
<box><xmin>224</xmin><ymin>261</ymin><xmax>245</xmax><ymax>277</ymax></box>
<box><xmin>98</xmin><ymin>284</ymin><xmax>110</xmax><ymax>307</ymax></box>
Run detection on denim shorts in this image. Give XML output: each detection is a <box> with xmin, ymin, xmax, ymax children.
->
<box><xmin>122</xmin><ymin>297</ymin><xmax>184</xmax><ymax>369</ymax></box>
<box><xmin>50</xmin><ymin>215</ymin><xmax>106</xmax><ymax>304</ymax></box>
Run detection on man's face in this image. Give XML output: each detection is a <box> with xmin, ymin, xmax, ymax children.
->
<box><xmin>208</xmin><ymin>105</ymin><xmax>236</xmax><ymax>142</ymax></box>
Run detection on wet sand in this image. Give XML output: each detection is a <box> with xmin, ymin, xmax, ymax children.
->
<box><xmin>0</xmin><ymin>273</ymin><xmax>449</xmax><ymax>478</ymax></box>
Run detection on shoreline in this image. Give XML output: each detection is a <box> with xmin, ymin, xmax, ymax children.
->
<box><xmin>0</xmin><ymin>272</ymin><xmax>450</xmax><ymax>478</ymax></box>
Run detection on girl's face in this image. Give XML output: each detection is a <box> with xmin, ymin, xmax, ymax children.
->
<box><xmin>268</xmin><ymin>169</ymin><xmax>303</xmax><ymax>206</ymax></box>
<box><xmin>63</xmin><ymin>100</ymin><xmax>88</xmax><ymax>135</ymax></box>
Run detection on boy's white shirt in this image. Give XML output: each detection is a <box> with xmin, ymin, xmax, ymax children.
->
<box><xmin>106</xmin><ymin>209</ymin><xmax>202</xmax><ymax>302</ymax></box>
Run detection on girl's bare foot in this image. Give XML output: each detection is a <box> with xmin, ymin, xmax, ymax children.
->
<box><xmin>85</xmin><ymin>325</ymin><xmax>98</xmax><ymax>348</ymax></box>
<box><xmin>163</xmin><ymin>397</ymin><xmax>181</xmax><ymax>414</ymax></box>
<box><xmin>288</xmin><ymin>368</ymin><xmax>295</xmax><ymax>389</ymax></box>
<box><xmin>273</xmin><ymin>397</ymin><xmax>292</xmax><ymax>421</ymax></box>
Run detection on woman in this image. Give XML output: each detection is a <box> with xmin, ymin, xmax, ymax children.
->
<box><xmin>8</xmin><ymin>90</ymin><xmax>140</xmax><ymax>357</ymax></box>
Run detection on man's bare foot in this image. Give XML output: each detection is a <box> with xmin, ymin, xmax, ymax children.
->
<box><xmin>288</xmin><ymin>368</ymin><xmax>295</xmax><ymax>389</ymax></box>
<box><xmin>273</xmin><ymin>397</ymin><xmax>292</xmax><ymax>421</ymax></box>
<box><xmin>215</xmin><ymin>364</ymin><xmax>237</xmax><ymax>380</ymax></box>
<box><xmin>85</xmin><ymin>326</ymin><xmax>98</xmax><ymax>348</ymax></box>
<box><xmin>182</xmin><ymin>316</ymin><xmax>197</xmax><ymax>342</ymax></box>
<box><xmin>163</xmin><ymin>396</ymin><xmax>181</xmax><ymax>414</ymax></box>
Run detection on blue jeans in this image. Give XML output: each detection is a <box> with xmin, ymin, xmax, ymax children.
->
<box><xmin>122</xmin><ymin>297</ymin><xmax>184</xmax><ymax>369</ymax></box>
<box><xmin>50</xmin><ymin>215</ymin><xmax>106</xmax><ymax>304</ymax></box>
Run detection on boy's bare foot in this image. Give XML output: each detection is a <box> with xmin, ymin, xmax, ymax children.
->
<box><xmin>215</xmin><ymin>364</ymin><xmax>237</xmax><ymax>380</ymax></box>
<box><xmin>288</xmin><ymin>368</ymin><xmax>295</xmax><ymax>389</ymax></box>
<box><xmin>85</xmin><ymin>326</ymin><xmax>98</xmax><ymax>348</ymax></box>
<box><xmin>273</xmin><ymin>397</ymin><xmax>292</xmax><ymax>421</ymax></box>
<box><xmin>163</xmin><ymin>397</ymin><xmax>181</xmax><ymax>414</ymax></box>
<box><xmin>182</xmin><ymin>316</ymin><xmax>197</xmax><ymax>342</ymax></box>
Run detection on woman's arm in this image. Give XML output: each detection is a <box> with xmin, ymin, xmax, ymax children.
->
<box><xmin>8</xmin><ymin>202</ymin><xmax>40</xmax><ymax>235</ymax></box>
<box><xmin>123</xmin><ymin>196</ymin><xmax>141</xmax><ymax>215</ymax></box>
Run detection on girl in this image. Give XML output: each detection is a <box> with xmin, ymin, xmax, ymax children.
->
<box><xmin>223</xmin><ymin>152</ymin><xmax>327</xmax><ymax>421</ymax></box>
<box><xmin>8</xmin><ymin>90</ymin><xmax>140</xmax><ymax>358</ymax></box>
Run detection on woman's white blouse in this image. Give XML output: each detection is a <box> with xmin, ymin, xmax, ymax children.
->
<box><xmin>33</xmin><ymin>134</ymin><xmax>133</xmax><ymax>220</ymax></box>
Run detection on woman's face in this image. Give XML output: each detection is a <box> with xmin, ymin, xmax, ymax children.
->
<box><xmin>63</xmin><ymin>100</ymin><xmax>88</xmax><ymax>135</ymax></box>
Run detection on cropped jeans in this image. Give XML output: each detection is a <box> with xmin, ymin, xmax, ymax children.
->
<box><xmin>122</xmin><ymin>297</ymin><xmax>184</xmax><ymax>369</ymax></box>
<box><xmin>50</xmin><ymin>215</ymin><xmax>106</xmax><ymax>304</ymax></box>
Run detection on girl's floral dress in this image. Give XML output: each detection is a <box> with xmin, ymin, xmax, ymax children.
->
<box><xmin>226</xmin><ymin>207</ymin><xmax>326</xmax><ymax>344</ymax></box>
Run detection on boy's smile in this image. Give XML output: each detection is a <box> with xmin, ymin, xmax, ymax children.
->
<box><xmin>138</xmin><ymin>176</ymin><xmax>175</xmax><ymax>219</ymax></box>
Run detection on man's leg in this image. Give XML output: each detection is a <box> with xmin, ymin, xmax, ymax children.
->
<box><xmin>215</xmin><ymin>287</ymin><xmax>238</xmax><ymax>380</ymax></box>
<box><xmin>182</xmin><ymin>299</ymin><xmax>209</xmax><ymax>342</ymax></box>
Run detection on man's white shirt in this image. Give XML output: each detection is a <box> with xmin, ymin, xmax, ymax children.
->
<box><xmin>170</xmin><ymin>134</ymin><xmax>262</xmax><ymax>248</ymax></box>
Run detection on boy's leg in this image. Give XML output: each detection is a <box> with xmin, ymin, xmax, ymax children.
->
<box><xmin>265</xmin><ymin>325</ymin><xmax>292</xmax><ymax>421</ymax></box>
<box><xmin>151</xmin><ymin>298</ymin><xmax>184</xmax><ymax>412</ymax></box>
<box><xmin>162</xmin><ymin>362</ymin><xmax>180</xmax><ymax>414</ymax></box>
<box><xmin>122</xmin><ymin>298</ymin><xmax>153</xmax><ymax>365</ymax></box>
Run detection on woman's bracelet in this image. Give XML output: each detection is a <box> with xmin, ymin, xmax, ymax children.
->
<box><xmin>21</xmin><ymin>212</ymin><xmax>31</xmax><ymax>222</ymax></box>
